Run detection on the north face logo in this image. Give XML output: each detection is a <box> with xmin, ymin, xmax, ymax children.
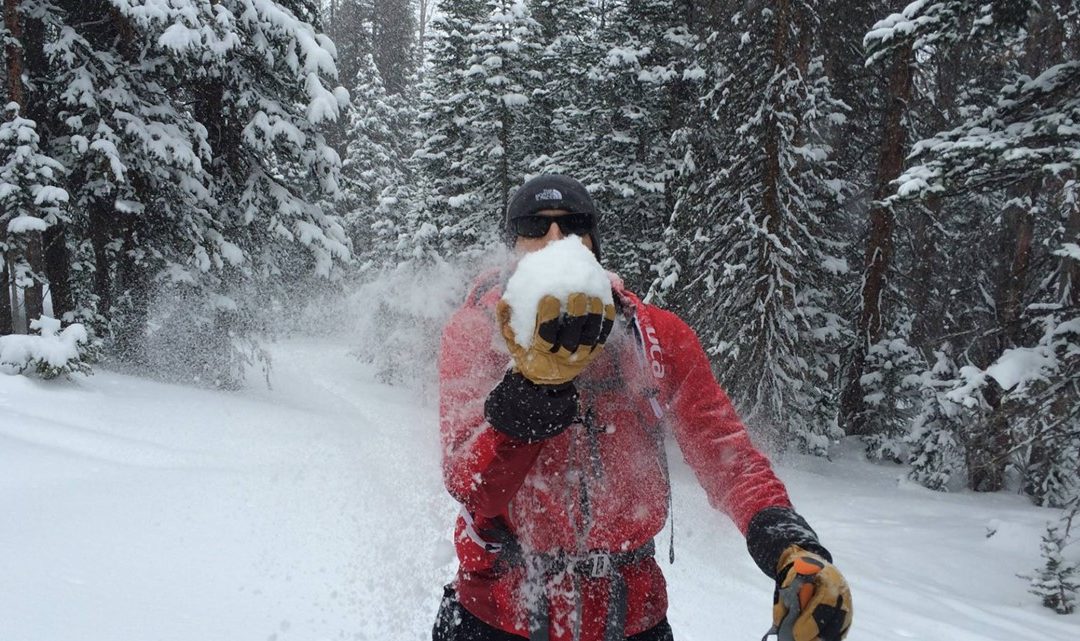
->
<box><xmin>535</xmin><ymin>188</ymin><xmax>562</xmax><ymax>201</ymax></box>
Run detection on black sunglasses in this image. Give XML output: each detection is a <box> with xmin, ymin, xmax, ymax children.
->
<box><xmin>513</xmin><ymin>213</ymin><xmax>594</xmax><ymax>239</ymax></box>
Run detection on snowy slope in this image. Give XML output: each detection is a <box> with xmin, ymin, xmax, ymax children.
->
<box><xmin>1</xmin><ymin>338</ymin><xmax>1077</xmax><ymax>641</ymax></box>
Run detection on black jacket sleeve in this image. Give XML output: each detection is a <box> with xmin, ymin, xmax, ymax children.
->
<box><xmin>746</xmin><ymin>506</ymin><xmax>834</xmax><ymax>578</ymax></box>
<box><xmin>484</xmin><ymin>371</ymin><xmax>579</xmax><ymax>443</ymax></box>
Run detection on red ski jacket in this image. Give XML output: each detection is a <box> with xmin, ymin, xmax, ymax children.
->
<box><xmin>439</xmin><ymin>271</ymin><xmax>793</xmax><ymax>641</ymax></box>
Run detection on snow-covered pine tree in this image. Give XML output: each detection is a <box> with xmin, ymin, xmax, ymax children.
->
<box><xmin>1022</xmin><ymin>177</ymin><xmax>1080</xmax><ymax>507</ymax></box>
<box><xmin>1</xmin><ymin>0</ymin><xmax>61</xmax><ymax>332</ymax></box>
<box><xmin>876</xmin><ymin>2</ymin><xmax>1076</xmax><ymax>491</ymax></box>
<box><xmin>339</xmin><ymin>50</ymin><xmax>414</xmax><ymax>268</ymax></box>
<box><xmin>524</xmin><ymin>0</ymin><xmax>595</xmax><ymax>166</ymax></box>
<box><xmin>0</xmin><ymin>103</ymin><xmax>67</xmax><ymax>333</ymax></box>
<box><xmin>411</xmin><ymin>0</ymin><xmax>493</xmax><ymax>258</ymax></box>
<box><xmin>323</xmin><ymin>0</ymin><xmax>375</xmax><ymax>152</ymax></box>
<box><xmin>452</xmin><ymin>0</ymin><xmax>541</xmax><ymax>242</ymax></box>
<box><xmin>371</xmin><ymin>0</ymin><xmax>416</xmax><ymax>95</ymax></box>
<box><xmin>42</xmin><ymin>2</ymin><xmax>225</xmax><ymax>362</ymax></box>
<box><xmin>858</xmin><ymin>315</ymin><xmax>924</xmax><ymax>461</ymax></box>
<box><xmin>1029</xmin><ymin>501</ymin><xmax>1080</xmax><ymax>614</ymax></box>
<box><xmin>655</xmin><ymin>0</ymin><xmax>848</xmax><ymax>452</ymax></box>
<box><xmin>0</xmin><ymin>1</ymin><xmax>350</xmax><ymax>385</ymax></box>
<box><xmin>544</xmin><ymin>0</ymin><xmax>695</xmax><ymax>289</ymax></box>
<box><xmin>908</xmin><ymin>347</ymin><xmax>968</xmax><ymax>490</ymax></box>
<box><xmin>151</xmin><ymin>0</ymin><xmax>350</xmax><ymax>385</ymax></box>
<box><xmin>841</xmin><ymin>0</ymin><xmax>1034</xmax><ymax>443</ymax></box>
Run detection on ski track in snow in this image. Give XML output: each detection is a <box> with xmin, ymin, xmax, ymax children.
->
<box><xmin>1</xmin><ymin>337</ymin><xmax>1077</xmax><ymax>641</ymax></box>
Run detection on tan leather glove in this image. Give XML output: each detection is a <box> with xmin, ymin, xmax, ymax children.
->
<box><xmin>496</xmin><ymin>293</ymin><xmax>615</xmax><ymax>385</ymax></box>
<box><xmin>771</xmin><ymin>545</ymin><xmax>853</xmax><ymax>641</ymax></box>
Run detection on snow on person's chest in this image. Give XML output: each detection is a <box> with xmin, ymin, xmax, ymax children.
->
<box><xmin>501</xmin><ymin>237</ymin><xmax>613</xmax><ymax>349</ymax></box>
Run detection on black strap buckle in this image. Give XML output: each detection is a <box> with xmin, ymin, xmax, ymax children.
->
<box><xmin>581</xmin><ymin>551</ymin><xmax>612</xmax><ymax>578</ymax></box>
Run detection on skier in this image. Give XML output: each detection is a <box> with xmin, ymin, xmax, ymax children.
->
<box><xmin>434</xmin><ymin>174</ymin><xmax>853</xmax><ymax>641</ymax></box>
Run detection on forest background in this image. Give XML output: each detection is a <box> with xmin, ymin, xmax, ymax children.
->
<box><xmin>1</xmin><ymin>0</ymin><xmax>1078</xmax><ymax>614</ymax></box>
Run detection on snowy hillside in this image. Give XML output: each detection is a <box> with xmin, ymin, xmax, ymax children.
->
<box><xmin>1</xmin><ymin>339</ymin><xmax>1076</xmax><ymax>641</ymax></box>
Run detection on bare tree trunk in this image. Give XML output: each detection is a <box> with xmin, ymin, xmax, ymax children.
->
<box><xmin>114</xmin><ymin>218</ymin><xmax>149</xmax><ymax>363</ymax></box>
<box><xmin>6</xmin><ymin>253</ymin><xmax>23</xmax><ymax>333</ymax></box>
<box><xmin>89</xmin><ymin>199</ymin><xmax>114</xmax><ymax>320</ymax></box>
<box><xmin>909</xmin><ymin>197</ymin><xmax>940</xmax><ymax>356</ymax></box>
<box><xmin>839</xmin><ymin>42</ymin><xmax>913</xmax><ymax>436</ymax></box>
<box><xmin>1060</xmin><ymin>179</ymin><xmax>1080</xmax><ymax>306</ymax></box>
<box><xmin>22</xmin><ymin>234</ymin><xmax>44</xmax><ymax>321</ymax></box>
<box><xmin>4</xmin><ymin>0</ymin><xmax>25</xmax><ymax>107</ymax></box>
<box><xmin>760</xmin><ymin>0</ymin><xmax>789</xmax><ymax>240</ymax></box>
<box><xmin>42</xmin><ymin>225</ymin><xmax>72</xmax><ymax>320</ymax></box>
<box><xmin>998</xmin><ymin>188</ymin><xmax>1037</xmax><ymax>344</ymax></box>
<box><xmin>0</xmin><ymin>258</ymin><xmax>11</xmax><ymax>334</ymax></box>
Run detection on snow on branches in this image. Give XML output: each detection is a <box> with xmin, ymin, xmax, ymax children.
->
<box><xmin>0</xmin><ymin>316</ymin><xmax>91</xmax><ymax>378</ymax></box>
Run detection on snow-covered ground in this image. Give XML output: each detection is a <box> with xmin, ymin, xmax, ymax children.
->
<box><xmin>1</xmin><ymin>338</ymin><xmax>1077</xmax><ymax>641</ymax></box>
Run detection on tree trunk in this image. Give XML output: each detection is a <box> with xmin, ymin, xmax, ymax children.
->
<box><xmin>89</xmin><ymin>199</ymin><xmax>114</xmax><ymax>320</ymax></box>
<box><xmin>839</xmin><ymin>42</ymin><xmax>913</xmax><ymax>436</ymax></box>
<box><xmin>6</xmin><ymin>253</ymin><xmax>23</xmax><ymax>333</ymax></box>
<box><xmin>4</xmin><ymin>0</ymin><xmax>25</xmax><ymax>107</ymax></box>
<box><xmin>0</xmin><ymin>257</ymin><xmax>12</xmax><ymax>335</ymax></box>
<box><xmin>114</xmin><ymin>212</ymin><xmax>149</xmax><ymax>363</ymax></box>
<box><xmin>966</xmin><ymin>388</ymin><xmax>1012</xmax><ymax>492</ymax></box>
<box><xmin>910</xmin><ymin>196</ymin><xmax>943</xmax><ymax>358</ymax></box>
<box><xmin>999</xmin><ymin>187</ymin><xmax>1037</xmax><ymax>344</ymax></box>
<box><xmin>1060</xmin><ymin>179</ymin><xmax>1080</xmax><ymax>306</ymax></box>
<box><xmin>760</xmin><ymin>0</ymin><xmax>790</xmax><ymax>242</ymax></box>
<box><xmin>42</xmin><ymin>224</ymin><xmax>72</xmax><ymax>320</ymax></box>
<box><xmin>22</xmin><ymin>233</ymin><xmax>44</xmax><ymax>321</ymax></box>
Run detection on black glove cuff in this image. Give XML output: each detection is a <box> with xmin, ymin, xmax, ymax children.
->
<box><xmin>485</xmin><ymin>371</ymin><xmax>579</xmax><ymax>443</ymax></box>
<box><xmin>746</xmin><ymin>506</ymin><xmax>833</xmax><ymax>579</ymax></box>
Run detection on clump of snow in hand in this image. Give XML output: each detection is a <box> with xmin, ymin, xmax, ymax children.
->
<box><xmin>502</xmin><ymin>237</ymin><xmax>612</xmax><ymax>349</ymax></box>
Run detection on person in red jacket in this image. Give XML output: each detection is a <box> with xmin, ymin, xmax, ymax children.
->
<box><xmin>434</xmin><ymin>174</ymin><xmax>852</xmax><ymax>641</ymax></box>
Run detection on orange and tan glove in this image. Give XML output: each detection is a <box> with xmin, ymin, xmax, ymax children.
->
<box><xmin>770</xmin><ymin>545</ymin><xmax>853</xmax><ymax>641</ymax></box>
<box><xmin>496</xmin><ymin>293</ymin><xmax>615</xmax><ymax>385</ymax></box>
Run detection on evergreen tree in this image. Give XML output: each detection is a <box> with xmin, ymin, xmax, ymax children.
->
<box><xmin>908</xmin><ymin>348</ymin><xmax>968</xmax><ymax>490</ymax></box>
<box><xmin>411</xmin><ymin>0</ymin><xmax>539</xmax><ymax>258</ymax></box>
<box><xmin>340</xmin><ymin>51</ymin><xmax>414</xmax><ymax>268</ymax></box>
<box><xmin>411</xmin><ymin>0</ymin><xmax>491</xmax><ymax>258</ymax></box>
<box><xmin>0</xmin><ymin>1</ymin><xmax>350</xmax><ymax>385</ymax></box>
<box><xmin>872</xmin><ymin>2</ymin><xmax>1077</xmax><ymax>491</ymax></box>
<box><xmin>655</xmin><ymin>0</ymin><xmax>849</xmax><ymax>451</ymax></box>
<box><xmin>372</xmin><ymin>0</ymin><xmax>416</xmax><ymax>95</ymax></box>
<box><xmin>1028</xmin><ymin>502</ymin><xmax>1080</xmax><ymax>614</ymax></box>
<box><xmin>0</xmin><ymin>103</ymin><xmax>67</xmax><ymax>330</ymax></box>
<box><xmin>545</xmin><ymin>0</ymin><xmax>695</xmax><ymax>289</ymax></box>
